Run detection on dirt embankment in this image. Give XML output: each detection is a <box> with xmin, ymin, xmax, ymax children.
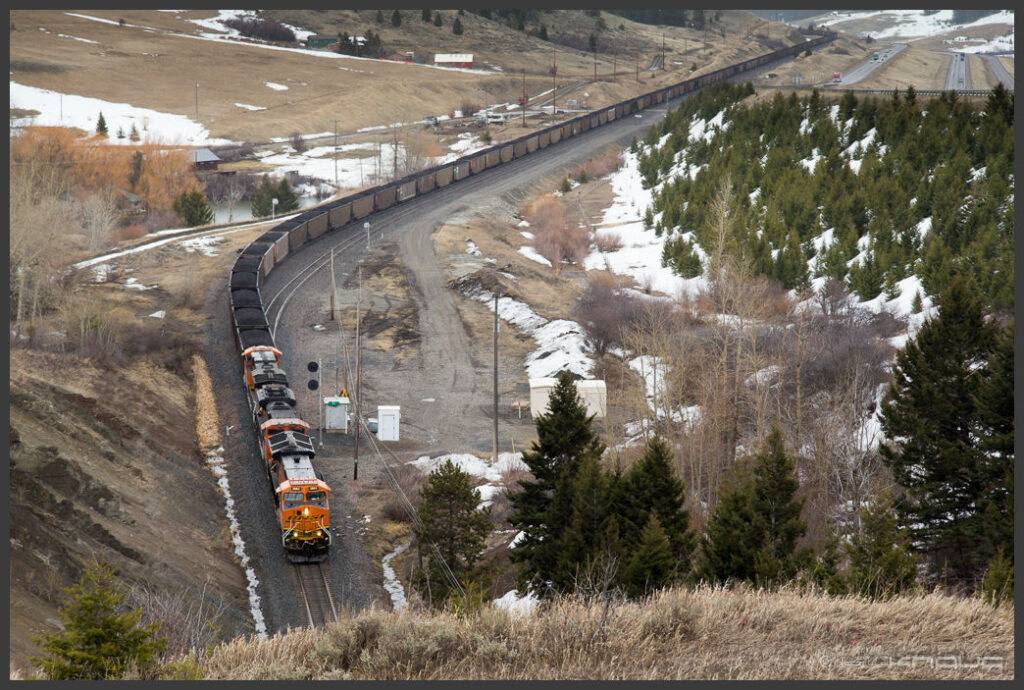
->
<box><xmin>8</xmin><ymin>346</ymin><xmax>250</xmax><ymax>671</ymax></box>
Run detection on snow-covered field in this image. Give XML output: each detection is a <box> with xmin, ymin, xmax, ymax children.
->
<box><xmin>811</xmin><ymin>9</ymin><xmax>1011</xmax><ymax>49</ymax></box>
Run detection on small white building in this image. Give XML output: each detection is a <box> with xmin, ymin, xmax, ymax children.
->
<box><xmin>529</xmin><ymin>378</ymin><xmax>606</xmax><ymax>419</ymax></box>
<box><xmin>377</xmin><ymin>405</ymin><xmax>401</xmax><ymax>441</ymax></box>
<box><xmin>324</xmin><ymin>396</ymin><xmax>350</xmax><ymax>433</ymax></box>
<box><xmin>434</xmin><ymin>53</ymin><xmax>474</xmax><ymax>68</ymax></box>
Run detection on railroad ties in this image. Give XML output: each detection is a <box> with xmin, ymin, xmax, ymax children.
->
<box><xmin>293</xmin><ymin>562</ymin><xmax>339</xmax><ymax>628</ymax></box>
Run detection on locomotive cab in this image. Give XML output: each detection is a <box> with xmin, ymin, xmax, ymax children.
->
<box><xmin>241</xmin><ymin>345</ymin><xmax>287</xmax><ymax>390</ymax></box>
<box><xmin>277</xmin><ymin>477</ymin><xmax>331</xmax><ymax>562</ymax></box>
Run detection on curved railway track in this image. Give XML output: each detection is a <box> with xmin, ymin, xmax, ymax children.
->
<box><xmin>294</xmin><ymin>562</ymin><xmax>339</xmax><ymax>628</ymax></box>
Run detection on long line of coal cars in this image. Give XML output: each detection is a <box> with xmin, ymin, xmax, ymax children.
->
<box><xmin>228</xmin><ymin>31</ymin><xmax>836</xmax><ymax>562</ymax></box>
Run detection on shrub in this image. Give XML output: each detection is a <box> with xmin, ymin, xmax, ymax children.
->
<box><xmin>574</xmin><ymin>273</ymin><xmax>641</xmax><ymax>356</ymax></box>
<box><xmin>31</xmin><ymin>561</ymin><xmax>166</xmax><ymax>680</ymax></box>
<box><xmin>221</xmin><ymin>16</ymin><xmax>296</xmax><ymax>42</ymax></box>
<box><xmin>593</xmin><ymin>231</ymin><xmax>623</xmax><ymax>253</ymax></box>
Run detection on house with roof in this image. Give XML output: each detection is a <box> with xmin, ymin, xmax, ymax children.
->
<box><xmin>191</xmin><ymin>147</ymin><xmax>222</xmax><ymax>171</ymax></box>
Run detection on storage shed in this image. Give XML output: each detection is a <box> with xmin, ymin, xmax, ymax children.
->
<box><xmin>377</xmin><ymin>405</ymin><xmax>401</xmax><ymax>441</ymax></box>
<box><xmin>191</xmin><ymin>147</ymin><xmax>221</xmax><ymax>171</ymax></box>
<box><xmin>529</xmin><ymin>378</ymin><xmax>607</xmax><ymax>419</ymax></box>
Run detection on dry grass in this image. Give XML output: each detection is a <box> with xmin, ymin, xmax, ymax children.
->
<box><xmin>192</xmin><ymin>354</ymin><xmax>221</xmax><ymax>452</ymax></box>
<box><xmin>184</xmin><ymin>585</ymin><xmax>1013</xmax><ymax>680</ymax></box>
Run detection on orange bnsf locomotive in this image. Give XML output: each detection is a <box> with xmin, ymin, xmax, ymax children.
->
<box><xmin>230</xmin><ymin>249</ymin><xmax>331</xmax><ymax>563</ymax></box>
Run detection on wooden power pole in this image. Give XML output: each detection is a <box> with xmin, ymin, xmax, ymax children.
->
<box><xmin>493</xmin><ymin>291</ymin><xmax>499</xmax><ymax>466</ymax></box>
<box><xmin>353</xmin><ymin>267</ymin><xmax>361</xmax><ymax>481</ymax></box>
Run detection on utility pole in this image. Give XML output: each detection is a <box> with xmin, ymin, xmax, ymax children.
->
<box><xmin>353</xmin><ymin>267</ymin><xmax>361</xmax><ymax>481</ymax></box>
<box><xmin>521</xmin><ymin>68</ymin><xmax>526</xmax><ymax>127</ymax></box>
<box><xmin>493</xmin><ymin>291</ymin><xmax>499</xmax><ymax>467</ymax></box>
<box><xmin>551</xmin><ymin>45</ymin><xmax>556</xmax><ymax>125</ymax></box>
<box><xmin>329</xmin><ymin>246</ymin><xmax>336</xmax><ymax>321</ymax></box>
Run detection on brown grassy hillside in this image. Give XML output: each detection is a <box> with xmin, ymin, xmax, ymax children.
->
<box><xmin>9</xmin><ymin>10</ymin><xmax>804</xmax><ymax>143</ymax></box>
<box><xmin>167</xmin><ymin>585</ymin><xmax>1013</xmax><ymax>680</ymax></box>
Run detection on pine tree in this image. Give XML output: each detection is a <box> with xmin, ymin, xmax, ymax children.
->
<box><xmin>414</xmin><ymin>459</ymin><xmax>492</xmax><ymax>607</ymax></box>
<box><xmin>128</xmin><ymin>151</ymin><xmax>144</xmax><ymax>192</ymax></box>
<box><xmin>391</xmin><ymin>9</ymin><xmax>401</xmax><ymax>27</ymax></box>
<box><xmin>96</xmin><ymin>111</ymin><xmax>107</xmax><ymax>136</ymax></box>
<box><xmin>973</xmin><ymin>323</ymin><xmax>1014</xmax><ymax>565</ymax></box>
<box><xmin>553</xmin><ymin>453</ymin><xmax>609</xmax><ymax>593</ymax></box>
<box><xmin>172</xmin><ymin>188</ymin><xmax>214</xmax><ymax>227</ymax></box>
<box><xmin>375</xmin><ymin>9</ymin><xmax>384</xmax><ymax>23</ymax></box>
<box><xmin>806</xmin><ymin>531</ymin><xmax>848</xmax><ymax>595</ymax></box>
<box><xmin>275</xmin><ymin>177</ymin><xmax>299</xmax><ymax>213</ymax></box>
<box><xmin>697</xmin><ymin>428</ymin><xmax>809</xmax><ymax>587</ymax></box>
<box><xmin>129</xmin><ymin>123</ymin><xmax>139</xmax><ymax>142</ymax></box>
<box><xmin>32</xmin><ymin>561</ymin><xmax>166</xmax><ymax>680</ymax></box>
<box><xmin>747</xmin><ymin>428</ymin><xmax>812</xmax><ymax>587</ymax></box>
<box><xmin>623</xmin><ymin>513</ymin><xmax>674</xmax><ymax>598</ymax></box>
<box><xmin>622</xmin><ymin>436</ymin><xmax>695</xmax><ymax>575</ymax></box>
<box><xmin>982</xmin><ymin>547</ymin><xmax>1013</xmax><ymax>606</ymax></box>
<box><xmin>540</xmin><ymin>24</ymin><xmax>548</xmax><ymax>41</ymax></box>
<box><xmin>879</xmin><ymin>277</ymin><xmax>998</xmax><ymax>585</ymax></box>
<box><xmin>434</xmin><ymin>13</ymin><xmax>442</xmax><ymax>27</ymax></box>
<box><xmin>508</xmin><ymin>371</ymin><xmax>606</xmax><ymax>594</ymax></box>
<box><xmin>421</xmin><ymin>9</ymin><xmax>431</xmax><ymax>22</ymax></box>
<box><xmin>452</xmin><ymin>17</ymin><xmax>463</xmax><ymax>35</ymax></box>
<box><xmin>250</xmin><ymin>174</ymin><xmax>276</xmax><ymax>217</ymax></box>
<box><xmin>843</xmin><ymin>491</ymin><xmax>919</xmax><ymax>599</ymax></box>
<box><xmin>697</xmin><ymin>479</ymin><xmax>758</xmax><ymax>584</ymax></box>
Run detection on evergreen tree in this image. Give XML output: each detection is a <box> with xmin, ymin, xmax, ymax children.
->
<box><xmin>32</xmin><ymin>562</ymin><xmax>166</xmax><ymax>680</ymax></box>
<box><xmin>508</xmin><ymin>371</ymin><xmax>606</xmax><ymax>594</ymax></box>
<box><xmin>747</xmin><ymin>428</ymin><xmax>812</xmax><ymax>586</ymax></box>
<box><xmin>96</xmin><ymin>111</ymin><xmax>107</xmax><ymax>136</ymax></box>
<box><xmin>540</xmin><ymin>24</ymin><xmax>548</xmax><ymax>41</ymax></box>
<box><xmin>623</xmin><ymin>513</ymin><xmax>674</xmax><ymax>598</ymax></box>
<box><xmin>452</xmin><ymin>17</ymin><xmax>463</xmax><ymax>35</ymax></box>
<box><xmin>275</xmin><ymin>177</ymin><xmax>299</xmax><ymax>213</ymax></box>
<box><xmin>414</xmin><ymin>459</ymin><xmax>492</xmax><ymax>607</ymax></box>
<box><xmin>843</xmin><ymin>491</ymin><xmax>919</xmax><ymax>599</ymax></box>
<box><xmin>879</xmin><ymin>277</ymin><xmax>998</xmax><ymax>586</ymax></box>
<box><xmin>434</xmin><ymin>12</ymin><xmax>442</xmax><ymax>27</ymax></box>
<box><xmin>128</xmin><ymin>150</ymin><xmax>144</xmax><ymax>192</ymax></box>
<box><xmin>805</xmin><ymin>531</ymin><xmax>848</xmax><ymax>595</ymax></box>
<box><xmin>422</xmin><ymin>8</ymin><xmax>431</xmax><ymax>22</ymax></box>
<box><xmin>973</xmin><ymin>323</ymin><xmax>1014</xmax><ymax>566</ymax></box>
<box><xmin>250</xmin><ymin>174</ymin><xmax>276</xmax><ymax>217</ymax></box>
<box><xmin>982</xmin><ymin>547</ymin><xmax>1013</xmax><ymax>606</ymax></box>
<box><xmin>391</xmin><ymin>9</ymin><xmax>401</xmax><ymax>27</ymax></box>
<box><xmin>622</xmin><ymin>436</ymin><xmax>695</xmax><ymax>575</ymax></box>
<box><xmin>375</xmin><ymin>8</ymin><xmax>384</xmax><ymax>23</ymax></box>
<box><xmin>697</xmin><ymin>478</ymin><xmax>758</xmax><ymax>584</ymax></box>
<box><xmin>129</xmin><ymin>123</ymin><xmax>139</xmax><ymax>142</ymax></box>
<box><xmin>698</xmin><ymin>429</ymin><xmax>809</xmax><ymax>587</ymax></box>
<box><xmin>553</xmin><ymin>453</ymin><xmax>610</xmax><ymax>593</ymax></box>
<box><xmin>172</xmin><ymin>188</ymin><xmax>214</xmax><ymax>227</ymax></box>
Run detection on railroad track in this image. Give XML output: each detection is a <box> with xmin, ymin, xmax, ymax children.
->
<box><xmin>294</xmin><ymin>562</ymin><xmax>339</xmax><ymax>628</ymax></box>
